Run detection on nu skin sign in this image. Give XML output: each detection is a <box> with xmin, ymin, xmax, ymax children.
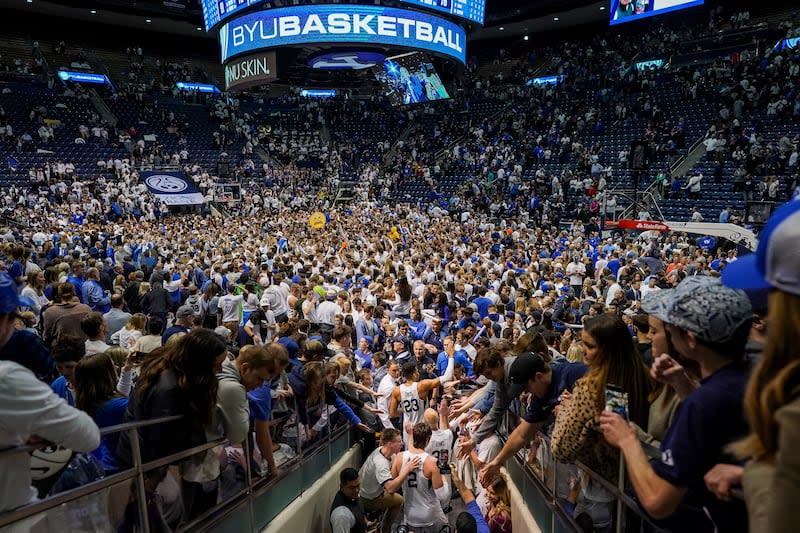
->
<box><xmin>219</xmin><ymin>5</ymin><xmax>466</xmax><ymax>65</ymax></box>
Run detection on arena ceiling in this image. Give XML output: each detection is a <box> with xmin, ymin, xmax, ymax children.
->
<box><xmin>9</xmin><ymin>0</ymin><xmax>611</xmax><ymax>41</ymax></box>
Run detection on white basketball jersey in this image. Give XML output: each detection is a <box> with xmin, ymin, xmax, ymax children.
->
<box><xmin>399</xmin><ymin>382</ymin><xmax>424</xmax><ymax>428</ymax></box>
<box><xmin>425</xmin><ymin>429</ymin><xmax>454</xmax><ymax>467</ymax></box>
<box><xmin>401</xmin><ymin>451</ymin><xmax>447</xmax><ymax>528</ymax></box>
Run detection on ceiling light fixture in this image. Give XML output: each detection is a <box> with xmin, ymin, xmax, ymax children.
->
<box><xmin>145</xmin><ymin>18</ymin><xmax>152</xmax><ymax>23</ymax></box>
<box><xmin>553</xmin><ymin>17</ymin><xmax>559</xmax><ymax>21</ymax></box>
<box><xmin>499</xmin><ymin>26</ymin><xmax>505</xmax><ymax>30</ymax></box>
<box><xmin>90</xmin><ymin>9</ymin><xmax>96</xmax><ymax>13</ymax></box>
<box><xmin>524</xmin><ymin>35</ymin><xmax>529</xmax><ymax>41</ymax></box>
<box><xmin>600</xmin><ymin>5</ymin><xmax>606</xmax><ymax>9</ymax></box>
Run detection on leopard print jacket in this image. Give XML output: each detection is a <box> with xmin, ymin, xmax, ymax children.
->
<box><xmin>551</xmin><ymin>377</ymin><xmax>621</xmax><ymax>483</ymax></box>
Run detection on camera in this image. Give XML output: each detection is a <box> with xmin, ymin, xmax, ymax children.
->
<box><xmin>438</xmin><ymin>460</ymin><xmax>451</xmax><ymax>475</ymax></box>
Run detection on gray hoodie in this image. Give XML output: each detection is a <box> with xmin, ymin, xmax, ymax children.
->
<box><xmin>216</xmin><ymin>358</ymin><xmax>249</xmax><ymax>445</ymax></box>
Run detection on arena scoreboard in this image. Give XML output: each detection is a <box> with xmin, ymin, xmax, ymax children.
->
<box><xmin>399</xmin><ymin>0</ymin><xmax>485</xmax><ymax>25</ymax></box>
<box><xmin>201</xmin><ymin>0</ymin><xmax>484</xmax><ymax>31</ymax></box>
<box><xmin>218</xmin><ymin>6</ymin><xmax>466</xmax><ymax>64</ymax></box>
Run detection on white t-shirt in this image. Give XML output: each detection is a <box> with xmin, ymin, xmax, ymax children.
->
<box><xmin>0</xmin><ymin>362</ymin><xmax>101</xmax><ymax>512</ymax></box>
<box><xmin>377</xmin><ymin>374</ymin><xmax>398</xmax><ymax>414</ymax></box>
<box><xmin>218</xmin><ymin>293</ymin><xmax>243</xmax><ymax>323</ymax></box>
<box><xmin>359</xmin><ymin>447</ymin><xmax>394</xmax><ymax>499</ymax></box>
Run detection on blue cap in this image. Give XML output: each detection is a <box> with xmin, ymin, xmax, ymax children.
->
<box><xmin>277</xmin><ymin>337</ymin><xmax>299</xmax><ymax>359</ymax></box>
<box><xmin>723</xmin><ymin>200</ymin><xmax>800</xmax><ymax>299</ymax></box>
<box><xmin>0</xmin><ymin>272</ymin><xmax>34</xmax><ymax>313</ymax></box>
<box><xmin>362</xmin><ymin>335</ymin><xmax>373</xmax><ymax>347</ymax></box>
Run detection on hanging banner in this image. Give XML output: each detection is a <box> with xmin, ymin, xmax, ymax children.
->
<box><xmin>141</xmin><ymin>172</ymin><xmax>205</xmax><ymax>205</ymax></box>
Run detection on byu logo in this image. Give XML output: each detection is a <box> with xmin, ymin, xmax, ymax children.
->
<box><xmin>146</xmin><ymin>175</ymin><xmax>188</xmax><ymax>193</ymax></box>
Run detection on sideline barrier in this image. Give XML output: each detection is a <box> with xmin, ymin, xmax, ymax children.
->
<box><xmin>0</xmin><ymin>404</ymin><xmax>359</xmax><ymax>533</ymax></box>
<box><xmin>499</xmin><ymin>415</ymin><xmax>719</xmax><ymax>533</ymax></box>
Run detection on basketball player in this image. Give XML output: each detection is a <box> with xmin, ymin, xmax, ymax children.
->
<box><xmin>389</xmin><ymin>350</ymin><xmax>454</xmax><ymax>443</ymax></box>
<box><xmin>390</xmin><ymin>423</ymin><xmax>450</xmax><ymax>533</ymax></box>
<box><xmin>424</xmin><ymin>400</ymin><xmax>455</xmax><ymax>471</ymax></box>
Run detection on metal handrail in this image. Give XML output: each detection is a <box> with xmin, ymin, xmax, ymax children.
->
<box><xmin>523</xmin><ymin>432</ymin><xmax>673</xmax><ymax>532</ymax></box>
<box><xmin>0</xmin><ymin>415</ymin><xmax>185</xmax><ymax>459</ymax></box>
<box><xmin>0</xmin><ymin>401</ymin><xmax>360</xmax><ymax>532</ymax></box>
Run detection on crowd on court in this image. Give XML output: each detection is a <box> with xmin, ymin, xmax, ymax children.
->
<box><xmin>1</xmin><ymin>5</ymin><xmax>799</xmax><ymax>533</ymax></box>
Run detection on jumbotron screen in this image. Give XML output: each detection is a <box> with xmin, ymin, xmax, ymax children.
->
<box><xmin>202</xmin><ymin>0</ymin><xmax>268</xmax><ymax>32</ymax></box>
<box><xmin>373</xmin><ymin>52</ymin><xmax>450</xmax><ymax>106</ymax></box>
<box><xmin>201</xmin><ymin>0</ymin><xmax>484</xmax><ymax>31</ymax></box>
<box><xmin>398</xmin><ymin>0</ymin><xmax>485</xmax><ymax>25</ymax></box>
<box><xmin>610</xmin><ymin>0</ymin><xmax>703</xmax><ymax>25</ymax></box>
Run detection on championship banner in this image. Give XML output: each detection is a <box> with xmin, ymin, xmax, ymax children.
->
<box><xmin>141</xmin><ymin>172</ymin><xmax>205</xmax><ymax>206</ymax></box>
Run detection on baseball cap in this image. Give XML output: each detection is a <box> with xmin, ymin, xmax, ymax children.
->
<box><xmin>0</xmin><ymin>272</ymin><xmax>34</xmax><ymax>314</ymax></box>
<box><xmin>214</xmin><ymin>326</ymin><xmax>231</xmax><ymax>339</ymax></box>
<box><xmin>722</xmin><ymin>200</ymin><xmax>800</xmax><ymax>298</ymax></box>
<box><xmin>176</xmin><ymin>305</ymin><xmax>195</xmax><ymax>319</ymax></box>
<box><xmin>507</xmin><ymin>352</ymin><xmax>549</xmax><ymax>399</ymax></box>
<box><xmin>641</xmin><ymin>276</ymin><xmax>751</xmax><ymax>344</ymax></box>
<box><xmin>392</xmin><ymin>335</ymin><xmax>409</xmax><ymax>346</ymax></box>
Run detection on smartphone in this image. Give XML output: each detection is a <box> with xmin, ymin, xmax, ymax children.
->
<box><xmin>604</xmin><ymin>384</ymin><xmax>629</xmax><ymax>421</ymax></box>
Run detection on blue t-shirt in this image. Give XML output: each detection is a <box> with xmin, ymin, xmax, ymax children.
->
<box><xmin>650</xmin><ymin>361</ymin><xmax>750</xmax><ymax>533</ymax></box>
<box><xmin>248</xmin><ymin>382</ymin><xmax>274</xmax><ymax>422</ymax></box>
<box><xmin>51</xmin><ymin>376</ymin><xmax>74</xmax><ymax>406</ymax></box>
<box><xmin>466</xmin><ymin>500</ymin><xmax>490</xmax><ymax>533</ymax></box>
<box><xmin>436</xmin><ymin>350</ymin><xmax>473</xmax><ymax>378</ymax></box>
<box><xmin>523</xmin><ymin>362</ymin><xmax>587</xmax><ymax>424</ymax></box>
<box><xmin>92</xmin><ymin>397</ymin><xmax>128</xmax><ymax>473</ymax></box>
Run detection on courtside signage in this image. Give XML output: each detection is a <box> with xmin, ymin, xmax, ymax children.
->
<box><xmin>219</xmin><ymin>5</ymin><xmax>466</xmax><ymax>65</ymax></box>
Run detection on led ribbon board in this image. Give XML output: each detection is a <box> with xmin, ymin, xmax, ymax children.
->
<box><xmin>398</xmin><ymin>0</ymin><xmax>485</xmax><ymax>25</ymax></box>
<box><xmin>525</xmin><ymin>75</ymin><xmax>563</xmax><ymax>86</ymax></box>
<box><xmin>175</xmin><ymin>82</ymin><xmax>220</xmax><ymax>93</ymax></box>
<box><xmin>57</xmin><ymin>71</ymin><xmax>109</xmax><ymax>85</ymax></box>
<box><xmin>300</xmin><ymin>89</ymin><xmax>338</xmax><ymax>97</ymax></box>
<box><xmin>219</xmin><ymin>5</ymin><xmax>466</xmax><ymax>65</ymax></box>
<box><xmin>634</xmin><ymin>59</ymin><xmax>665</xmax><ymax>70</ymax></box>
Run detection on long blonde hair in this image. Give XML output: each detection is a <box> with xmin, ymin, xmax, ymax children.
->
<box><xmin>487</xmin><ymin>474</ymin><xmax>511</xmax><ymax>521</ymax></box>
<box><xmin>733</xmin><ymin>291</ymin><xmax>800</xmax><ymax>460</ymax></box>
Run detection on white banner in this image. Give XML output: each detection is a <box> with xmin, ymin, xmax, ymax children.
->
<box><xmin>153</xmin><ymin>193</ymin><xmax>206</xmax><ymax>205</ymax></box>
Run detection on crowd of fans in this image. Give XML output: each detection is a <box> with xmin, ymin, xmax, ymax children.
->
<box><xmin>0</xmin><ymin>5</ymin><xmax>799</xmax><ymax>533</ymax></box>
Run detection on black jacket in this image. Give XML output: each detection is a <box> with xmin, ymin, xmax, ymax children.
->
<box><xmin>117</xmin><ymin>369</ymin><xmax>209</xmax><ymax>468</ymax></box>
